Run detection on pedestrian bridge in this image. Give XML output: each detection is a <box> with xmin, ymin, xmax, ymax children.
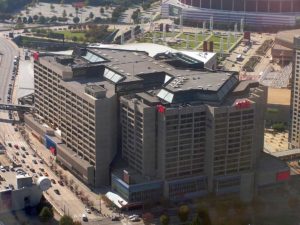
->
<box><xmin>0</xmin><ymin>104</ymin><xmax>32</xmax><ymax>112</ymax></box>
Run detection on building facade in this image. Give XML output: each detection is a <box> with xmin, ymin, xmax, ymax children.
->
<box><xmin>289</xmin><ymin>37</ymin><xmax>300</xmax><ymax>148</ymax></box>
<box><xmin>31</xmin><ymin>47</ymin><xmax>289</xmax><ymax>202</ymax></box>
<box><xmin>161</xmin><ymin>0</ymin><xmax>300</xmax><ymax>27</ymax></box>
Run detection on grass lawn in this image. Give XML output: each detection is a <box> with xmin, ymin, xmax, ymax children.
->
<box><xmin>54</xmin><ymin>31</ymin><xmax>86</xmax><ymax>40</ymax></box>
<box><xmin>179</xmin><ymin>32</ymin><xmax>208</xmax><ymax>43</ymax></box>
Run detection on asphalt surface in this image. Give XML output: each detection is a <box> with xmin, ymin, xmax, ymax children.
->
<box><xmin>0</xmin><ymin>36</ymin><xmax>18</xmax><ymax>103</ymax></box>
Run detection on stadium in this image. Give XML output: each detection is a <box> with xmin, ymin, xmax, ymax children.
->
<box><xmin>161</xmin><ymin>0</ymin><xmax>300</xmax><ymax>28</ymax></box>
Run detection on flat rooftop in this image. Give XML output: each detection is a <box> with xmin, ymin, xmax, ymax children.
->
<box><xmin>40</xmin><ymin>47</ymin><xmax>236</xmax><ymax>103</ymax></box>
<box><xmin>0</xmin><ymin>169</ymin><xmax>26</xmax><ymax>191</ymax></box>
<box><xmin>165</xmin><ymin>71</ymin><xmax>234</xmax><ymax>92</ymax></box>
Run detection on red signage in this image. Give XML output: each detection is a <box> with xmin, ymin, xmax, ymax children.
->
<box><xmin>72</xmin><ymin>2</ymin><xmax>85</xmax><ymax>8</ymax></box>
<box><xmin>49</xmin><ymin>147</ymin><xmax>56</xmax><ymax>156</ymax></box>
<box><xmin>33</xmin><ymin>52</ymin><xmax>39</xmax><ymax>61</ymax></box>
<box><xmin>235</xmin><ymin>100</ymin><xmax>251</xmax><ymax>109</ymax></box>
<box><xmin>276</xmin><ymin>171</ymin><xmax>290</xmax><ymax>181</ymax></box>
<box><xmin>156</xmin><ymin>105</ymin><xmax>166</xmax><ymax>113</ymax></box>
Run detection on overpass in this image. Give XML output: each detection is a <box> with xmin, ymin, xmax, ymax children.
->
<box><xmin>0</xmin><ymin>103</ymin><xmax>32</xmax><ymax>112</ymax></box>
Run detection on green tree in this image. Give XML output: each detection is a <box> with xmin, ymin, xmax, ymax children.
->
<box><xmin>100</xmin><ymin>7</ymin><xmax>104</xmax><ymax>14</ymax></box>
<box><xmin>73</xmin><ymin>16</ymin><xmax>80</xmax><ymax>24</ymax></box>
<box><xmin>38</xmin><ymin>15</ymin><xmax>46</xmax><ymax>24</ymax></box>
<box><xmin>28</xmin><ymin>16</ymin><xmax>33</xmax><ymax>23</ymax></box>
<box><xmin>22</xmin><ymin>17</ymin><xmax>27</xmax><ymax>23</ymax></box>
<box><xmin>160</xmin><ymin>214</ymin><xmax>170</xmax><ymax>225</ymax></box>
<box><xmin>16</xmin><ymin>17</ymin><xmax>22</xmax><ymax>24</ymax></box>
<box><xmin>178</xmin><ymin>205</ymin><xmax>190</xmax><ymax>224</ymax></box>
<box><xmin>50</xmin><ymin>4</ymin><xmax>55</xmax><ymax>11</ymax></box>
<box><xmin>60</xmin><ymin>0</ymin><xmax>64</xmax><ymax>6</ymax></box>
<box><xmin>84</xmin><ymin>0</ymin><xmax>90</xmax><ymax>6</ymax></box>
<box><xmin>73</xmin><ymin>222</ymin><xmax>82</xmax><ymax>225</ymax></box>
<box><xmin>272</xmin><ymin>122</ymin><xmax>285</xmax><ymax>132</ymax></box>
<box><xmin>62</xmin><ymin>9</ymin><xmax>67</xmax><ymax>18</ymax></box>
<box><xmin>196</xmin><ymin>203</ymin><xmax>211</xmax><ymax>225</ymax></box>
<box><xmin>39</xmin><ymin>206</ymin><xmax>53</xmax><ymax>222</ymax></box>
<box><xmin>33</xmin><ymin>14</ymin><xmax>39</xmax><ymax>21</ymax></box>
<box><xmin>59</xmin><ymin>215</ymin><xmax>73</xmax><ymax>225</ymax></box>
<box><xmin>131</xmin><ymin>9</ymin><xmax>140</xmax><ymax>24</ymax></box>
<box><xmin>89</xmin><ymin>12</ymin><xmax>94</xmax><ymax>19</ymax></box>
<box><xmin>50</xmin><ymin>15</ymin><xmax>57</xmax><ymax>23</ymax></box>
<box><xmin>190</xmin><ymin>215</ymin><xmax>203</xmax><ymax>225</ymax></box>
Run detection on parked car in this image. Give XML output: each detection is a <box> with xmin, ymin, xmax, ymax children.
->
<box><xmin>54</xmin><ymin>189</ymin><xmax>60</xmax><ymax>195</ymax></box>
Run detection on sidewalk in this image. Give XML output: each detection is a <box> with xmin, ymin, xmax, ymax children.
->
<box><xmin>24</xmin><ymin>127</ymin><xmax>112</xmax><ymax>216</ymax></box>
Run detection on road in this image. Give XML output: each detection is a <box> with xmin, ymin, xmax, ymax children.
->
<box><xmin>0</xmin><ymin>36</ymin><xmax>18</xmax><ymax>103</ymax></box>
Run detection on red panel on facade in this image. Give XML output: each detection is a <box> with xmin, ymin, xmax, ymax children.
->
<box><xmin>235</xmin><ymin>100</ymin><xmax>251</xmax><ymax>109</ymax></box>
<box><xmin>157</xmin><ymin>105</ymin><xmax>166</xmax><ymax>113</ymax></box>
<box><xmin>33</xmin><ymin>52</ymin><xmax>39</xmax><ymax>61</ymax></box>
<box><xmin>50</xmin><ymin>147</ymin><xmax>57</xmax><ymax>156</ymax></box>
<box><xmin>276</xmin><ymin>171</ymin><xmax>290</xmax><ymax>181</ymax></box>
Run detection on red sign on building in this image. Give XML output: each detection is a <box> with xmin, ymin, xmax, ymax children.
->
<box><xmin>156</xmin><ymin>105</ymin><xmax>166</xmax><ymax>113</ymax></box>
<box><xmin>276</xmin><ymin>171</ymin><xmax>290</xmax><ymax>181</ymax></box>
<box><xmin>235</xmin><ymin>100</ymin><xmax>251</xmax><ymax>109</ymax></box>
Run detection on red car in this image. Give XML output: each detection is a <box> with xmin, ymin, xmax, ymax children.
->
<box><xmin>14</xmin><ymin>144</ymin><xmax>19</xmax><ymax>149</ymax></box>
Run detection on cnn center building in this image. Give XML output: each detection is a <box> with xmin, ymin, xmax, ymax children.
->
<box><xmin>162</xmin><ymin>0</ymin><xmax>300</xmax><ymax>27</ymax></box>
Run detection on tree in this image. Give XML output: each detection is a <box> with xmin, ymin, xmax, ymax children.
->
<box><xmin>190</xmin><ymin>215</ymin><xmax>203</xmax><ymax>225</ymax></box>
<box><xmin>50</xmin><ymin>16</ymin><xmax>57</xmax><ymax>23</ymax></box>
<box><xmin>28</xmin><ymin>16</ymin><xmax>33</xmax><ymax>23</ymax></box>
<box><xmin>38</xmin><ymin>15</ymin><xmax>46</xmax><ymax>24</ymax></box>
<box><xmin>160</xmin><ymin>214</ymin><xmax>170</xmax><ymax>225</ymax></box>
<box><xmin>16</xmin><ymin>17</ymin><xmax>22</xmax><ymax>24</ymax></box>
<box><xmin>177</xmin><ymin>205</ymin><xmax>190</xmax><ymax>224</ymax></box>
<box><xmin>196</xmin><ymin>203</ymin><xmax>211</xmax><ymax>225</ymax></box>
<box><xmin>59</xmin><ymin>215</ymin><xmax>73</xmax><ymax>225</ymax></box>
<box><xmin>84</xmin><ymin>0</ymin><xmax>89</xmax><ymax>7</ymax></box>
<box><xmin>100</xmin><ymin>7</ymin><xmax>104</xmax><ymax>14</ymax></box>
<box><xmin>73</xmin><ymin>17</ymin><xmax>80</xmax><ymax>24</ymax></box>
<box><xmin>22</xmin><ymin>17</ymin><xmax>27</xmax><ymax>23</ymax></box>
<box><xmin>62</xmin><ymin>9</ymin><xmax>67</xmax><ymax>18</ymax></box>
<box><xmin>50</xmin><ymin>4</ymin><xmax>55</xmax><ymax>11</ymax></box>
<box><xmin>73</xmin><ymin>222</ymin><xmax>82</xmax><ymax>225</ymax></box>
<box><xmin>33</xmin><ymin>14</ymin><xmax>39</xmax><ymax>21</ymax></box>
<box><xmin>60</xmin><ymin>0</ymin><xmax>64</xmax><ymax>6</ymax></box>
<box><xmin>39</xmin><ymin>206</ymin><xmax>53</xmax><ymax>222</ymax></box>
<box><xmin>89</xmin><ymin>12</ymin><xmax>94</xmax><ymax>19</ymax></box>
<box><xmin>272</xmin><ymin>122</ymin><xmax>285</xmax><ymax>132</ymax></box>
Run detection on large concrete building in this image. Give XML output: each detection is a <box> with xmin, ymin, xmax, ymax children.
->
<box><xmin>289</xmin><ymin>36</ymin><xmax>300</xmax><ymax>148</ymax></box>
<box><xmin>161</xmin><ymin>0</ymin><xmax>300</xmax><ymax>27</ymax></box>
<box><xmin>29</xmin><ymin>46</ymin><xmax>289</xmax><ymax>205</ymax></box>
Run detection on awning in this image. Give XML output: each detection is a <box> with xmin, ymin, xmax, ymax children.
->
<box><xmin>105</xmin><ymin>191</ymin><xmax>128</xmax><ymax>209</ymax></box>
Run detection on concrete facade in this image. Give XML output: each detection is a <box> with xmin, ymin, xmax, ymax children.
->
<box><xmin>289</xmin><ymin>37</ymin><xmax>300</xmax><ymax>148</ymax></box>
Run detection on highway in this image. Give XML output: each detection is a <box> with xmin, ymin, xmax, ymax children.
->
<box><xmin>0</xmin><ymin>36</ymin><xmax>18</xmax><ymax>103</ymax></box>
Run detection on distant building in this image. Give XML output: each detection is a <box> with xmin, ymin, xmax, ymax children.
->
<box><xmin>289</xmin><ymin>36</ymin><xmax>300</xmax><ymax>148</ymax></box>
<box><xmin>272</xmin><ymin>29</ymin><xmax>300</xmax><ymax>63</ymax></box>
<box><xmin>29</xmin><ymin>46</ymin><xmax>289</xmax><ymax>206</ymax></box>
<box><xmin>162</xmin><ymin>0</ymin><xmax>300</xmax><ymax>28</ymax></box>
